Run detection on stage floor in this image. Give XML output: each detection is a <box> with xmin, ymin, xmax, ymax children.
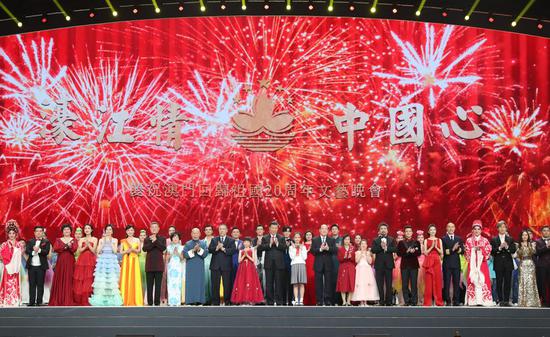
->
<box><xmin>0</xmin><ymin>306</ymin><xmax>548</xmax><ymax>337</ymax></box>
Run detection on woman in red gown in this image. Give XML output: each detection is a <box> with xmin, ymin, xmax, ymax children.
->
<box><xmin>49</xmin><ymin>224</ymin><xmax>78</xmax><ymax>306</ymax></box>
<box><xmin>422</xmin><ymin>225</ymin><xmax>444</xmax><ymax>306</ymax></box>
<box><xmin>336</xmin><ymin>234</ymin><xmax>356</xmax><ymax>306</ymax></box>
<box><xmin>73</xmin><ymin>224</ymin><xmax>97</xmax><ymax>305</ymax></box>
<box><xmin>303</xmin><ymin>231</ymin><xmax>316</xmax><ymax>306</ymax></box>
<box><xmin>231</xmin><ymin>238</ymin><xmax>264</xmax><ymax>305</ymax></box>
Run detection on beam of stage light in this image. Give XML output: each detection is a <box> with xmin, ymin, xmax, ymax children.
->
<box><xmin>370</xmin><ymin>0</ymin><xmax>378</xmax><ymax>13</ymax></box>
<box><xmin>152</xmin><ymin>0</ymin><xmax>161</xmax><ymax>13</ymax></box>
<box><xmin>415</xmin><ymin>0</ymin><xmax>426</xmax><ymax>16</ymax></box>
<box><xmin>242</xmin><ymin>0</ymin><xmax>247</xmax><ymax>10</ymax></box>
<box><xmin>0</xmin><ymin>1</ymin><xmax>23</xmax><ymax>27</ymax></box>
<box><xmin>52</xmin><ymin>0</ymin><xmax>71</xmax><ymax>21</ymax></box>
<box><xmin>200</xmin><ymin>0</ymin><xmax>206</xmax><ymax>12</ymax></box>
<box><xmin>286</xmin><ymin>0</ymin><xmax>291</xmax><ymax>10</ymax></box>
<box><xmin>328</xmin><ymin>0</ymin><xmax>334</xmax><ymax>12</ymax></box>
<box><xmin>104</xmin><ymin>0</ymin><xmax>118</xmax><ymax>16</ymax></box>
<box><xmin>464</xmin><ymin>0</ymin><xmax>480</xmax><ymax>21</ymax></box>
<box><xmin>511</xmin><ymin>0</ymin><xmax>536</xmax><ymax>27</ymax></box>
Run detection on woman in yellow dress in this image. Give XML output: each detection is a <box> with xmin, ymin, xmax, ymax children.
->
<box><xmin>119</xmin><ymin>225</ymin><xmax>143</xmax><ymax>306</ymax></box>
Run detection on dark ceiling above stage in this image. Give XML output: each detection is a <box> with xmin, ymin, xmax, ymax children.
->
<box><xmin>0</xmin><ymin>0</ymin><xmax>548</xmax><ymax>37</ymax></box>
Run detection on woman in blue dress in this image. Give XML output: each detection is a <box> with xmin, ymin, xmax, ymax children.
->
<box><xmin>89</xmin><ymin>224</ymin><xmax>123</xmax><ymax>306</ymax></box>
<box><xmin>167</xmin><ymin>232</ymin><xmax>184</xmax><ymax>306</ymax></box>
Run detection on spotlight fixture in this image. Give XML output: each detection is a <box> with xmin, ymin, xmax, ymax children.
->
<box><xmin>464</xmin><ymin>0</ymin><xmax>480</xmax><ymax>21</ymax></box>
<box><xmin>308</xmin><ymin>0</ymin><xmax>314</xmax><ymax>10</ymax></box>
<box><xmin>392</xmin><ymin>6</ymin><xmax>397</xmax><ymax>14</ymax></box>
<box><xmin>132</xmin><ymin>7</ymin><xmax>139</xmax><ymax>14</ymax></box>
<box><xmin>0</xmin><ymin>1</ymin><xmax>23</xmax><ymax>27</ymax></box>
<box><xmin>104</xmin><ymin>0</ymin><xmax>118</xmax><ymax>18</ymax></box>
<box><xmin>53</xmin><ymin>0</ymin><xmax>71</xmax><ymax>21</ymax></box>
<box><xmin>178</xmin><ymin>3</ymin><xmax>184</xmax><ymax>11</ymax></box>
<box><xmin>511</xmin><ymin>0</ymin><xmax>535</xmax><ymax>28</ymax></box>
<box><xmin>41</xmin><ymin>14</ymin><xmax>47</xmax><ymax>23</ymax></box>
<box><xmin>488</xmin><ymin>13</ymin><xmax>494</xmax><ymax>23</ymax></box>
<box><xmin>370</xmin><ymin>0</ymin><xmax>377</xmax><ymax>13</ymax></box>
<box><xmin>242</xmin><ymin>0</ymin><xmax>246</xmax><ymax>11</ymax></box>
<box><xmin>264</xmin><ymin>0</ymin><xmax>269</xmax><ymax>10</ymax></box>
<box><xmin>415</xmin><ymin>0</ymin><xmax>426</xmax><ymax>16</ymax></box>
<box><xmin>152</xmin><ymin>0</ymin><xmax>161</xmax><ymax>13</ymax></box>
<box><xmin>537</xmin><ymin>20</ymin><xmax>543</xmax><ymax>30</ymax></box>
<box><xmin>286</xmin><ymin>0</ymin><xmax>291</xmax><ymax>10</ymax></box>
<box><xmin>328</xmin><ymin>0</ymin><xmax>334</xmax><ymax>12</ymax></box>
<box><xmin>88</xmin><ymin>9</ymin><xmax>96</xmax><ymax>17</ymax></box>
<box><xmin>349</xmin><ymin>4</ymin><xmax>355</xmax><ymax>11</ymax></box>
<box><xmin>220</xmin><ymin>0</ymin><xmax>226</xmax><ymax>10</ymax></box>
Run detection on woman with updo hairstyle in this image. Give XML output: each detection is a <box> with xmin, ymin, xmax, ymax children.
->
<box><xmin>0</xmin><ymin>220</ymin><xmax>25</xmax><ymax>306</ymax></box>
<box><xmin>89</xmin><ymin>224</ymin><xmax>123</xmax><ymax>306</ymax></box>
<box><xmin>49</xmin><ymin>223</ymin><xmax>77</xmax><ymax>306</ymax></box>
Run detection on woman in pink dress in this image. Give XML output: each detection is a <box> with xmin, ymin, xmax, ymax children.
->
<box><xmin>416</xmin><ymin>230</ymin><xmax>426</xmax><ymax>305</ymax></box>
<box><xmin>231</xmin><ymin>238</ymin><xmax>264</xmax><ymax>305</ymax></box>
<box><xmin>351</xmin><ymin>239</ymin><xmax>379</xmax><ymax>306</ymax></box>
<box><xmin>73</xmin><ymin>224</ymin><xmax>97</xmax><ymax>305</ymax></box>
<box><xmin>422</xmin><ymin>225</ymin><xmax>443</xmax><ymax>306</ymax></box>
<box><xmin>0</xmin><ymin>220</ymin><xmax>25</xmax><ymax>306</ymax></box>
<box><xmin>49</xmin><ymin>224</ymin><xmax>78</xmax><ymax>306</ymax></box>
<box><xmin>464</xmin><ymin>220</ymin><xmax>493</xmax><ymax>306</ymax></box>
<box><xmin>303</xmin><ymin>231</ymin><xmax>316</xmax><ymax>306</ymax></box>
<box><xmin>336</xmin><ymin>235</ymin><xmax>356</xmax><ymax>306</ymax></box>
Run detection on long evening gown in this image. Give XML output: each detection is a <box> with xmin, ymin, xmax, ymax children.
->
<box><xmin>231</xmin><ymin>249</ymin><xmax>264</xmax><ymax>304</ymax></box>
<box><xmin>0</xmin><ymin>240</ymin><xmax>24</xmax><ymax>306</ymax></box>
<box><xmin>423</xmin><ymin>238</ymin><xmax>443</xmax><ymax>306</ymax></box>
<box><xmin>303</xmin><ymin>242</ymin><xmax>316</xmax><ymax>305</ymax></box>
<box><xmin>351</xmin><ymin>251</ymin><xmax>379</xmax><ymax>302</ymax></box>
<box><xmin>49</xmin><ymin>238</ymin><xmax>77</xmax><ymax>306</ymax></box>
<box><xmin>120</xmin><ymin>238</ymin><xmax>143</xmax><ymax>306</ymax></box>
<box><xmin>73</xmin><ymin>240</ymin><xmax>96</xmax><ymax>305</ymax></box>
<box><xmin>138</xmin><ymin>249</ymin><xmax>147</xmax><ymax>301</ymax></box>
<box><xmin>89</xmin><ymin>238</ymin><xmax>123</xmax><ymax>306</ymax></box>
<box><xmin>517</xmin><ymin>243</ymin><xmax>540</xmax><ymax>307</ymax></box>
<box><xmin>167</xmin><ymin>243</ymin><xmax>184</xmax><ymax>306</ymax></box>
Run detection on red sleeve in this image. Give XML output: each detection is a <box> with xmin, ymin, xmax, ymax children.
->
<box><xmin>337</xmin><ymin>247</ymin><xmax>346</xmax><ymax>262</ymax></box>
<box><xmin>69</xmin><ymin>239</ymin><xmax>78</xmax><ymax>253</ymax></box>
<box><xmin>0</xmin><ymin>242</ymin><xmax>13</xmax><ymax>263</ymax></box>
<box><xmin>53</xmin><ymin>239</ymin><xmax>65</xmax><ymax>253</ymax></box>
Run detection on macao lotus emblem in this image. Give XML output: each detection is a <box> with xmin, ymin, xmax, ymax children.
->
<box><xmin>231</xmin><ymin>87</ymin><xmax>295</xmax><ymax>152</ymax></box>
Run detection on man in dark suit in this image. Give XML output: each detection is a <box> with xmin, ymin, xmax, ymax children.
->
<box><xmin>25</xmin><ymin>225</ymin><xmax>51</xmax><ymax>306</ymax></box>
<box><xmin>310</xmin><ymin>224</ymin><xmax>337</xmax><ymax>306</ymax></box>
<box><xmin>208</xmin><ymin>224</ymin><xmax>236</xmax><ymax>305</ymax></box>
<box><xmin>490</xmin><ymin>220</ymin><xmax>517</xmax><ymax>307</ymax></box>
<box><xmin>442</xmin><ymin>222</ymin><xmax>464</xmax><ymax>306</ymax></box>
<box><xmin>396</xmin><ymin>226</ymin><xmax>421</xmax><ymax>306</ymax></box>
<box><xmin>143</xmin><ymin>221</ymin><xmax>167</xmax><ymax>306</ymax></box>
<box><xmin>371</xmin><ymin>222</ymin><xmax>397</xmax><ymax>306</ymax></box>
<box><xmin>535</xmin><ymin>225</ymin><xmax>550</xmax><ymax>307</ymax></box>
<box><xmin>230</xmin><ymin>227</ymin><xmax>243</xmax><ymax>293</ymax></box>
<box><xmin>252</xmin><ymin>224</ymin><xmax>265</xmax><ymax>293</ymax></box>
<box><xmin>259</xmin><ymin>221</ymin><xmax>286</xmax><ymax>305</ymax></box>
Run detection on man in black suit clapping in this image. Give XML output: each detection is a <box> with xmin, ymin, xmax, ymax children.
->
<box><xmin>26</xmin><ymin>226</ymin><xmax>51</xmax><ymax>306</ymax></box>
<box><xmin>371</xmin><ymin>222</ymin><xmax>397</xmax><ymax>306</ymax></box>
<box><xmin>442</xmin><ymin>222</ymin><xmax>464</xmax><ymax>306</ymax></box>
<box><xmin>490</xmin><ymin>220</ymin><xmax>516</xmax><ymax>307</ymax></box>
<box><xmin>208</xmin><ymin>224</ymin><xmax>236</xmax><ymax>305</ymax></box>
<box><xmin>311</xmin><ymin>224</ymin><xmax>337</xmax><ymax>306</ymax></box>
<box><xmin>259</xmin><ymin>221</ymin><xmax>286</xmax><ymax>305</ymax></box>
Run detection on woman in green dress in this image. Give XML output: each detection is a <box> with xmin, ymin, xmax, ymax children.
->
<box><xmin>138</xmin><ymin>229</ymin><xmax>147</xmax><ymax>300</ymax></box>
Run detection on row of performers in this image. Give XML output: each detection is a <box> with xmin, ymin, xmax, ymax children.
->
<box><xmin>0</xmin><ymin>219</ymin><xmax>549</xmax><ymax>307</ymax></box>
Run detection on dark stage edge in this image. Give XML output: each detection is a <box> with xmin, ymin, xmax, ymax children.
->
<box><xmin>0</xmin><ymin>306</ymin><xmax>549</xmax><ymax>337</ymax></box>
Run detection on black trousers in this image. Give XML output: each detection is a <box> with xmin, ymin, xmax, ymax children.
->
<box><xmin>443</xmin><ymin>266</ymin><xmax>461</xmax><ymax>305</ymax></box>
<box><xmin>495</xmin><ymin>269</ymin><xmax>513</xmax><ymax>303</ymax></box>
<box><xmin>211</xmin><ymin>269</ymin><xmax>231</xmax><ymax>305</ymax></box>
<box><xmin>537</xmin><ymin>266</ymin><xmax>550</xmax><ymax>307</ymax></box>
<box><xmin>375</xmin><ymin>268</ymin><xmax>393</xmax><ymax>305</ymax></box>
<box><xmin>146</xmin><ymin>271</ymin><xmax>163</xmax><ymax>305</ymax></box>
<box><xmin>401</xmin><ymin>268</ymin><xmax>418</xmax><ymax>305</ymax></box>
<box><xmin>315</xmin><ymin>268</ymin><xmax>333</xmax><ymax>305</ymax></box>
<box><xmin>28</xmin><ymin>266</ymin><xmax>46</xmax><ymax>305</ymax></box>
<box><xmin>264</xmin><ymin>268</ymin><xmax>283</xmax><ymax>305</ymax></box>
